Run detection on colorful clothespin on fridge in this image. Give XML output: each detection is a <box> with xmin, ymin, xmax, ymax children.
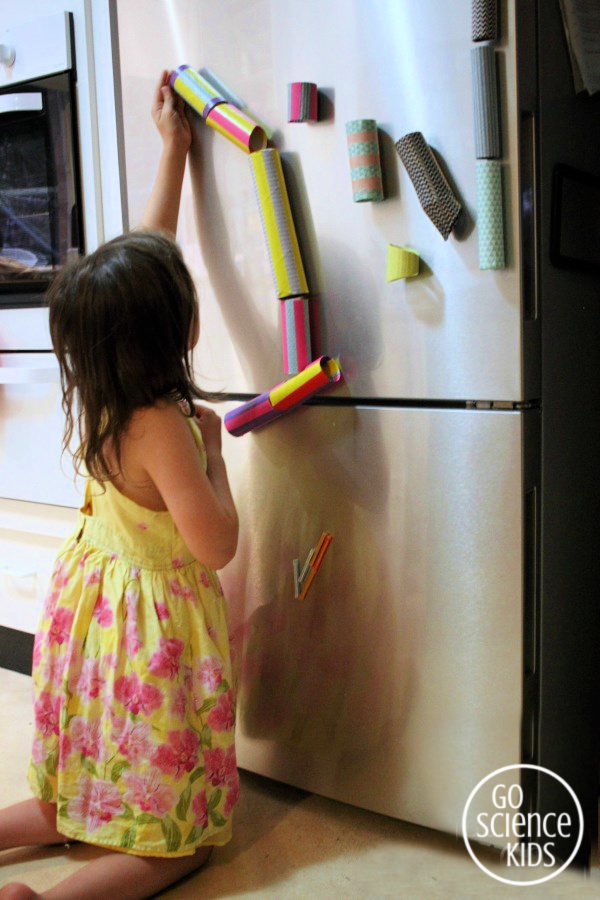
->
<box><xmin>293</xmin><ymin>532</ymin><xmax>333</xmax><ymax>601</ymax></box>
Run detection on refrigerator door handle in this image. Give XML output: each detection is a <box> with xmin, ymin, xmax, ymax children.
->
<box><xmin>520</xmin><ymin>110</ymin><xmax>539</xmax><ymax>322</ymax></box>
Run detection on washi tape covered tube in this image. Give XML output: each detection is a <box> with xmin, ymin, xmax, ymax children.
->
<box><xmin>476</xmin><ymin>160</ymin><xmax>505</xmax><ymax>269</ymax></box>
<box><xmin>346</xmin><ymin>119</ymin><xmax>384</xmax><ymax>202</ymax></box>
<box><xmin>472</xmin><ymin>0</ymin><xmax>498</xmax><ymax>42</ymax></box>
<box><xmin>170</xmin><ymin>66</ymin><xmax>266</xmax><ymax>153</ymax></box>
<box><xmin>471</xmin><ymin>45</ymin><xmax>501</xmax><ymax>159</ymax></box>
<box><xmin>395</xmin><ymin>131</ymin><xmax>462</xmax><ymax>240</ymax></box>
<box><xmin>225</xmin><ymin>356</ymin><xmax>341</xmax><ymax>436</ymax></box>
<box><xmin>249</xmin><ymin>148</ymin><xmax>309</xmax><ymax>298</ymax></box>
<box><xmin>386</xmin><ymin>244</ymin><xmax>420</xmax><ymax>281</ymax></box>
<box><xmin>288</xmin><ymin>82</ymin><xmax>318</xmax><ymax>122</ymax></box>
<box><xmin>281</xmin><ymin>296</ymin><xmax>312</xmax><ymax>374</ymax></box>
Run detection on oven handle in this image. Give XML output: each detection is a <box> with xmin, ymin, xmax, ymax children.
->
<box><xmin>0</xmin><ymin>367</ymin><xmax>59</xmax><ymax>384</ymax></box>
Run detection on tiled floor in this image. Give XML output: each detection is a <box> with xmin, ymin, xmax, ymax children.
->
<box><xmin>0</xmin><ymin>666</ymin><xmax>598</xmax><ymax>899</ymax></box>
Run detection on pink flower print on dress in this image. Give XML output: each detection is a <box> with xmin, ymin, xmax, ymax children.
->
<box><xmin>114</xmin><ymin>672</ymin><xmax>163</xmax><ymax>717</ymax></box>
<box><xmin>170</xmin><ymin>685</ymin><xmax>189</xmax><ymax>721</ymax></box>
<box><xmin>34</xmin><ymin>691</ymin><xmax>61</xmax><ymax>737</ymax></box>
<box><xmin>70</xmin><ymin>716</ymin><xmax>104</xmax><ymax>761</ymax></box>
<box><xmin>199</xmin><ymin>571</ymin><xmax>210</xmax><ymax>589</ymax></box>
<box><xmin>42</xmin><ymin>589</ymin><xmax>60</xmax><ymax>621</ymax></box>
<box><xmin>196</xmin><ymin>657</ymin><xmax>224</xmax><ymax>692</ymax></box>
<box><xmin>130</xmin><ymin>565</ymin><xmax>141</xmax><ymax>580</ymax></box>
<box><xmin>41</xmin><ymin>654</ymin><xmax>66</xmax><ymax>691</ymax></box>
<box><xmin>101</xmin><ymin>652</ymin><xmax>119</xmax><ymax>672</ymax></box>
<box><xmin>136</xmin><ymin>521</ymin><xmax>149</xmax><ymax>531</ymax></box>
<box><xmin>148</xmin><ymin>637</ymin><xmax>185</xmax><ymax>681</ymax></box>
<box><xmin>154</xmin><ymin>601</ymin><xmax>170</xmax><ymax>621</ymax></box>
<box><xmin>171</xmin><ymin>556</ymin><xmax>185</xmax><ymax>569</ymax></box>
<box><xmin>192</xmin><ymin>791</ymin><xmax>208</xmax><ymax>827</ymax></box>
<box><xmin>206</xmin><ymin>691</ymin><xmax>235</xmax><ymax>732</ymax></box>
<box><xmin>111</xmin><ymin>717</ymin><xmax>154</xmax><ymax>765</ymax></box>
<box><xmin>152</xmin><ymin>728</ymin><xmax>200</xmax><ymax>779</ymax></box>
<box><xmin>84</xmin><ymin>566</ymin><xmax>102</xmax><ymax>586</ymax></box>
<box><xmin>58</xmin><ymin>732</ymin><xmax>72</xmax><ymax>770</ymax></box>
<box><xmin>169</xmin><ymin>578</ymin><xmax>196</xmax><ymax>602</ymax></box>
<box><xmin>124</xmin><ymin>622</ymin><xmax>142</xmax><ymax>658</ymax></box>
<box><xmin>204</xmin><ymin>745</ymin><xmax>238</xmax><ymax>788</ymax></box>
<box><xmin>122</xmin><ymin>769</ymin><xmax>176</xmax><ymax>818</ymax></box>
<box><xmin>52</xmin><ymin>559</ymin><xmax>70</xmax><ymax>588</ymax></box>
<box><xmin>93</xmin><ymin>594</ymin><xmax>114</xmax><ymax>628</ymax></box>
<box><xmin>224</xmin><ymin>778</ymin><xmax>240</xmax><ymax>816</ymax></box>
<box><xmin>124</xmin><ymin>588</ymin><xmax>142</xmax><ymax>657</ymax></box>
<box><xmin>47</xmin><ymin>607</ymin><xmax>74</xmax><ymax>646</ymax></box>
<box><xmin>32</xmin><ymin>632</ymin><xmax>43</xmax><ymax>671</ymax></box>
<box><xmin>78</xmin><ymin>551</ymin><xmax>90</xmax><ymax>569</ymax></box>
<box><xmin>75</xmin><ymin>658</ymin><xmax>105</xmax><ymax>701</ymax></box>
<box><xmin>68</xmin><ymin>776</ymin><xmax>122</xmax><ymax>832</ymax></box>
<box><xmin>31</xmin><ymin>736</ymin><xmax>46</xmax><ymax>765</ymax></box>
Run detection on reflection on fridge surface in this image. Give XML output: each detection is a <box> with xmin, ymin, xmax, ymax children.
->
<box><xmin>220</xmin><ymin>402</ymin><xmax>525</xmax><ymax>836</ymax></box>
<box><xmin>114</xmin><ymin>0</ymin><xmax>600</xmax><ymax>858</ymax></box>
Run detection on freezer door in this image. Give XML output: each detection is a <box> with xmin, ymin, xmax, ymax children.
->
<box><xmin>219</xmin><ymin>405</ymin><xmax>523</xmax><ymax>840</ymax></box>
<box><xmin>116</xmin><ymin>0</ymin><xmax>527</xmax><ymax>401</ymax></box>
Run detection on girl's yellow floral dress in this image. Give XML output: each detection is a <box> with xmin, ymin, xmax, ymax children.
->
<box><xmin>28</xmin><ymin>418</ymin><xmax>239</xmax><ymax>857</ymax></box>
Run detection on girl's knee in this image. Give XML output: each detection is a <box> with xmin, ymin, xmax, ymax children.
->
<box><xmin>0</xmin><ymin>884</ymin><xmax>40</xmax><ymax>900</ymax></box>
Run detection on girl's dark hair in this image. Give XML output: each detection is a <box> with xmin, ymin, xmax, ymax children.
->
<box><xmin>49</xmin><ymin>229</ymin><xmax>211</xmax><ymax>481</ymax></box>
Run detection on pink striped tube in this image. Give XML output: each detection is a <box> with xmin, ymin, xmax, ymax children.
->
<box><xmin>281</xmin><ymin>296</ymin><xmax>312</xmax><ymax>375</ymax></box>
<box><xmin>288</xmin><ymin>82</ymin><xmax>318</xmax><ymax>122</ymax></box>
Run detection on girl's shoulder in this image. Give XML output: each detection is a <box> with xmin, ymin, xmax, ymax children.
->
<box><xmin>129</xmin><ymin>399</ymin><xmax>190</xmax><ymax>439</ymax></box>
<box><xmin>110</xmin><ymin>401</ymin><xmax>195</xmax><ymax>511</ymax></box>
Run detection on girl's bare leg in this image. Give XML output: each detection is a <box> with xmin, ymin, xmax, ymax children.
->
<box><xmin>0</xmin><ymin>800</ymin><xmax>65</xmax><ymax>851</ymax></box>
<box><xmin>0</xmin><ymin>845</ymin><xmax>212</xmax><ymax>900</ymax></box>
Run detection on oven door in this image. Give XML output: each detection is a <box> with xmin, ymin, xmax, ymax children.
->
<box><xmin>0</xmin><ymin>71</ymin><xmax>83</xmax><ymax>308</ymax></box>
<box><xmin>0</xmin><ymin>352</ymin><xmax>83</xmax><ymax>507</ymax></box>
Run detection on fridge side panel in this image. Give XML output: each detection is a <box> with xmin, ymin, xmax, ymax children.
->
<box><xmin>534</xmin><ymin>0</ymin><xmax>600</xmax><ymax>862</ymax></box>
<box><xmin>219</xmin><ymin>406</ymin><xmax>523</xmax><ymax>840</ymax></box>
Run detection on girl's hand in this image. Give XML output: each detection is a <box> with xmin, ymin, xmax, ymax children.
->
<box><xmin>151</xmin><ymin>70</ymin><xmax>192</xmax><ymax>154</ymax></box>
<box><xmin>194</xmin><ymin>405</ymin><xmax>223</xmax><ymax>456</ymax></box>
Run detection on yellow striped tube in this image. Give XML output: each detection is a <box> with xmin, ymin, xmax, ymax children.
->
<box><xmin>269</xmin><ymin>356</ymin><xmax>341</xmax><ymax>409</ymax></box>
<box><xmin>249</xmin><ymin>149</ymin><xmax>308</xmax><ymax>299</ymax></box>
<box><xmin>170</xmin><ymin>66</ymin><xmax>222</xmax><ymax>117</ymax></box>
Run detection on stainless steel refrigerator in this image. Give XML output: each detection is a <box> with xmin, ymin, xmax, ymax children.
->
<box><xmin>115</xmin><ymin>0</ymin><xmax>600</xmax><ymax>862</ymax></box>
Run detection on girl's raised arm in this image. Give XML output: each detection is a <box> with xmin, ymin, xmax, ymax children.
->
<box><xmin>141</xmin><ymin>70</ymin><xmax>192</xmax><ymax>236</ymax></box>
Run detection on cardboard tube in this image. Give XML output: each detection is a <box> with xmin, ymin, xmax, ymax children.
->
<box><xmin>472</xmin><ymin>0</ymin><xmax>498</xmax><ymax>42</ymax></box>
<box><xmin>386</xmin><ymin>245</ymin><xmax>420</xmax><ymax>281</ymax></box>
<box><xmin>476</xmin><ymin>160</ymin><xmax>505</xmax><ymax>269</ymax></box>
<box><xmin>281</xmin><ymin>296</ymin><xmax>312</xmax><ymax>374</ymax></box>
<box><xmin>471</xmin><ymin>45</ymin><xmax>501</xmax><ymax>159</ymax></box>
<box><xmin>249</xmin><ymin>149</ymin><xmax>309</xmax><ymax>298</ymax></box>
<box><xmin>288</xmin><ymin>82</ymin><xmax>318</xmax><ymax>122</ymax></box>
<box><xmin>395</xmin><ymin>131</ymin><xmax>462</xmax><ymax>240</ymax></box>
<box><xmin>346</xmin><ymin>119</ymin><xmax>384</xmax><ymax>202</ymax></box>
<box><xmin>224</xmin><ymin>356</ymin><xmax>341</xmax><ymax>437</ymax></box>
<box><xmin>170</xmin><ymin>65</ymin><xmax>266</xmax><ymax>153</ymax></box>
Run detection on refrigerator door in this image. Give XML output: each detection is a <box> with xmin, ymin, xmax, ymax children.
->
<box><xmin>219</xmin><ymin>405</ymin><xmax>524</xmax><ymax>839</ymax></box>
<box><xmin>115</xmin><ymin>0</ymin><xmax>532</xmax><ymax>402</ymax></box>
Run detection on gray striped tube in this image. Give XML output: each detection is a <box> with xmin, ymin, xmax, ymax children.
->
<box><xmin>471</xmin><ymin>44</ymin><xmax>501</xmax><ymax>159</ymax></box>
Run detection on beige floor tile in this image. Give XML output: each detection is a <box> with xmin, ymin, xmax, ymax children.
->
<box><xmin>1</xmin><ymin>667</ymin><xmax>598</xmax><ymax>898</ymax></box>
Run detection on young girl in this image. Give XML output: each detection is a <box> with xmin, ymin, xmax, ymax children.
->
<box><xmin>0</xmin><ymin>72</ymin><xmax>239</xmax><ymax>900</ymax></box>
